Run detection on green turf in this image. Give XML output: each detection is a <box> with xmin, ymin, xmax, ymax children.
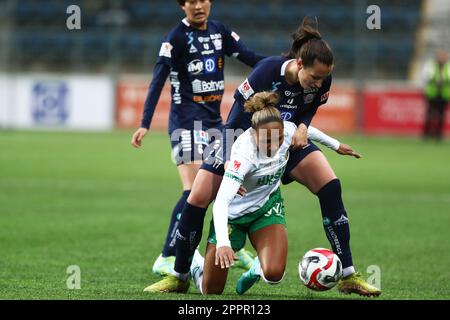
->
<box><xmin>0</xmin><ymin>130</ymin><xmax>449</xmax><ymax>300</ymax></box>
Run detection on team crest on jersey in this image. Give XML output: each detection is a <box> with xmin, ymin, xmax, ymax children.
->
<box><xmin>321</xmin><ymin>91</ymin><xmax>330</xmax><ymax>102</ymax></box>
<box><xmin>159</xmin><ymin>42</ymin><xmax>173</xmax><ymax>58</ymax></box>
<box><xmin>304</xmin><ymin>93</ymin><xmax>316</xmax><ymax>104</ymax></box>
<box><xmin>238</xmin><ymin>79</ymin><xmax>255</xmax><ymax>100</ymax></box>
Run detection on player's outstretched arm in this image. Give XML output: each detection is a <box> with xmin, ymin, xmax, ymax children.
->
<box><xmin>308</xmin><ymin>126</ymin><xmax>361</xmax><ymax>159</ymax></box>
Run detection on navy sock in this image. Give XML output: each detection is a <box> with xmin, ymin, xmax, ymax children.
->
<box><xmin>317</xmin><ymin>179</ymin><xmax>354</xmax><ymax>268</ymax></box>
<box><xmin>174</xmin><ymin>202</ymin><xmax>207</xmax><ymax>274</ymax></box>
<box><xmin>161</xmin><ymin>190</ymin><xmax>190</xmax><ymax>257</ymax></box>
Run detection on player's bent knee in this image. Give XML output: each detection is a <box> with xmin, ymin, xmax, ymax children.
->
<box><xmin>261</xmin><ymin>267</ymin><xmax>285</xmax><ymax>284</ymax></box>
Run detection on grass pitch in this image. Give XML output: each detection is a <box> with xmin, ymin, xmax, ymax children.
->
<box><xmin>0</xmin><ymin>130</ymin><xmax>449</xmax><ymax>300</ymax></box>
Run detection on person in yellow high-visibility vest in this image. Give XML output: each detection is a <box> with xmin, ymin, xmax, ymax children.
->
<box><xmin>422</xmin><ymin>49</ymin><xmax>450</xmax><ymax>140</ymax></box>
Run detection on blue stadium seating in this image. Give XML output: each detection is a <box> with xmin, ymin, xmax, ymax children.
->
<box><xmin>8</xmin><ymin>0</ymin><xmax>423</xmax><ymax>78</ymax></box>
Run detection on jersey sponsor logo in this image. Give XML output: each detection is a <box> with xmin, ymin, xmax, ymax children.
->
<box><xmin>256</xmin><ymin>167</ymin><xmax>284</xmax><ymax>186</ymax></box>
<box><xmin>198</xmin><ymin>37</ymin><xmax>214</xmax><ymax>55</ymax></box>
<box><xmin>233</xmin><ymin>160</ymin><xmax>241</xmax><ymax>171</ymax></box>
<box><xmin>204</xmin><ymin>58</ymin><xmax>216</xmax><ymax>73</ymax></box>
<box><xmin>189</xmin><ymin>44</ymin><xmax>198</xmax><ymax>53</ymax></box>
<box><xmin>210</xmin><ymin>33</ymin><xmax>222</xmax><ymax>40</ymax></box>
<box><xmin>304</xmin><ymin>87</ymin><xmax>319</xmax><ymax>94</ymax></box>
<box><xmin>304</xmin><ymin>93</ymin><xmax>316</xmax><ymax>104</ymax></box>
<box><xmin>170</xmin><ymin>72</ymin><xmax>181</xmax><ymax>104</ymax></box>
<box><xmin>231</xmin><ymin>31</ymin><xmax>240</xmax><ymax>42</ymax></box>
<box><xmin>193</xmin><ymin>94</ymin><xmax>223</xmax><ymax>103</ymax></box>
<box><xmin>271</xmin><ymin>81</ymin><xmax>281</xmax><ymax>92</ymax></box>
<box><xmin>159</xmin><ymin>42</ymin><xmax>173</xmax><ymax>58</ymax></box>
<box><xmin>188</xmin><ymin>59</ymin><xmax>204</xmax><ymax>74</ymax></box>
<box><xmin>280</xmin><ymin>112</ymin><xmax>293</xmax><ymax>120</ymax></box>
<box><xmin>212</xmin><ymin>38</ymin><xmax>222</xmax><ymax>51</ymax></box>
<box><xmin>192</xmin><ymin>79</ymin><xmax>224</xmax><ymax>93</ymax></box>
<box><xmin>198</xmin><ymin>36</ymin><xmax>210</xmax><ymax>43</ymax></box>
<box><xmin>285</xmin><ymin>90</ymin><xmax>302</xmax><ymax>97</ymax></box>
<box><xmin>321</xmin><ymin>91</ymin><xmax>330</xmax><ymax>102</ymax></box>
<box><xmin>186</xmin><ymin>32</ymin><xmax>194</xmax><ymax>45</ymax></box>
<box><xmin>238</xmin><ymin>79</ymin><xmax>254</xmax><ymax>100</ymax></box>
<box><xmin>201</xmin><ymin>49</ymin><xmax>215</xmax><ymax>55</ymax></box>
<box><xmin>264</xmin><ymin>201</ymin><xmax>284</xmax><ymax>217</ymax></box>
<box><xmin>279</xmin><ymin>100</ymin><xmax>298</xmax><ymax>109</ymax></box>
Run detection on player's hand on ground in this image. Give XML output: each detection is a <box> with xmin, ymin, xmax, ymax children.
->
<box><xmin>215</xmin><ymin>246</ymin><xmax>237</xmax><ymax>269</ymax></box>
<box><xmin>291</xmin><ymin>123</ymin><xmax>308</xmax><ymax>150</ymax></box>
<box><xmin>131</xmin><ymin>128</ymin><xmax>148</xmax><ymax>148</ymax></box>
<box><xmin>336</xmin><ymin>143</ymin><xmax>361</xmax><ymax>159</ymax></box>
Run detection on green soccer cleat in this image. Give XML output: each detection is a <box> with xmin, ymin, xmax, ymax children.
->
<box><xmin>338</xmin><ymin>272</ymin><xmax>381</xmax><ymax>297</ymax></box>
<box><xmin>143</xmin><ymin>275</ymin><xmax>190</xmax><ymax>293</ymax></box>
<box><xmin>236</xmin><ymin>258</ymin><xmax>260</xmax><ymax>295</ymax></box>
<box><xmin>152</xmin><ymin>254</ymin><xmax>175</xmax><ymax>277</ymax></box>
<box><xmin>233</xmin><ymin>248</ymin><xmax>255</xmax><ymax>270</ymax></box>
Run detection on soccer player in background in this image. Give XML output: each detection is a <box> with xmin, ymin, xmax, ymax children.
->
<box><xmin>189</xmin><ymin>92</ymin><xmax>345</xmax><ymax>295</ymax></box>
<box><xmin>146</xmin><ymin>17</ymin><xmax>381</xmax><ymax>297</ymax></box>
<box><xmin>130</xmin><ymin>0</ymin><xmax>265</xmax><ymax>276</ymax></box>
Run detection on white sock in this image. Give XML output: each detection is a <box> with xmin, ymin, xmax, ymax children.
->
<box><xmin>250</xmin><ymin>257</ymin><xmax>261</xmax><ymax>276</ymax></box>
<box><xmin>191</xmin><ymin>268</ymin><xmax>203</xmax><ymax>294</ymax></box>
<box><xmin>193</xmin><ymin>249</ymin><xmax>205</xmax><ymax>266</ymax></box>
<box><xmin>191</xmin><ymin>249</ymin><xmax>205</xmax><ymax>294</ymax></box>
<box><xmin>343</xmin><ymin>266</ymin><xmax>356</xmax><ymax>278</ymax></box>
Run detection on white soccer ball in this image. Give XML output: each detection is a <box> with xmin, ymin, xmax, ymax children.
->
<box><xmin>298</xmin><ymin>248</ymin><xmax>343</xmax><ymax>291</ymax></box>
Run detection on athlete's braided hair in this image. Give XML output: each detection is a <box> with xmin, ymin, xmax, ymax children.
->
<box><xmin>244</xmin><ymin>92</ymin><xmax>283</xmax><ymax>129</ymax></box>
<box><xmin>285</xmin><ymin>16</ymin><xmax>334</xmax><ymax>67</ymax></box>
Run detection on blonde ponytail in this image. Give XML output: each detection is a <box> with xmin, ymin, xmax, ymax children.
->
<box><xmin>244</xmin><ymin>92</ymin><xmax>283</xmax><ymax>129</ymax></box>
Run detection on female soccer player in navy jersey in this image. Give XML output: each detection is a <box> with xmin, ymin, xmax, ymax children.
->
<box><xmin>145</xmin><ymin>17</ymin><xmax>381</xmax><ymax>297</ymax></box>
<box><xmin>131</xmin><ymin>0</ymin><xmax>264</xmax><ymax>276</ymax></box>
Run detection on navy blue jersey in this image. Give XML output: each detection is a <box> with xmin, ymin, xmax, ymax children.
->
<box><xmin>226</xmin><ymin>56</ymin><xmax>331</xmax><ymax>131</ymax></box>
<box><xmin>140</xmin><ymin>18</ymin><xmax>265</xmax><ymax>133</ymax></box>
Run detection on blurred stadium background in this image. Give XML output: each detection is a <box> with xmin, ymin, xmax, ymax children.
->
<box><xmin>0</xmin><ymin>0</ymin><xmax>450</xmax><ymax>300</ymax></box>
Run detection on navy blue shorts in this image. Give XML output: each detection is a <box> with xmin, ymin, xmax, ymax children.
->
<box><xmin>281</xmin><ymin>140</ymin><xmax>321</xmax><ymax>185</ymax></box>
<box><xmin>200</xmin><ymin>139</ymin><xmax>321</xmax><ymax>183</ymax></box>
<box><xmin>200</xmin><ymin>141</ymin><xmax>225</xmax><ymax>176</ymax></box>
<box><xmin>169</xmin><ymin>129</ymin><xmax>222</xmax><ymax>166</ymax></box>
